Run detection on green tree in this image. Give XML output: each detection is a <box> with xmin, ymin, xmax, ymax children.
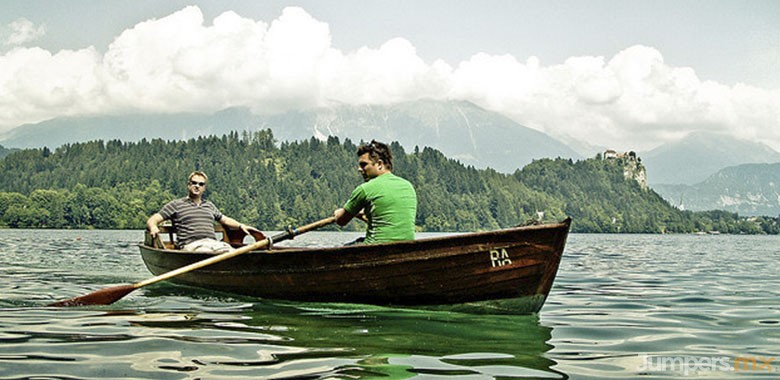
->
<box><xmin>1</xmin><ymin>130</ymin><xmax>777</xmax><ymax>233</ymax></box>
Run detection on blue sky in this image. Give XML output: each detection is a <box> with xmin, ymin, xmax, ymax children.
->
<box><xmin>1</xmin><ymin>0</ymin><xmax>779</xmax><ymax>151</ymax></box>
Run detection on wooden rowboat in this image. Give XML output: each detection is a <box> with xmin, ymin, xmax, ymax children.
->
<box><xmin>139</xmin><ymin>218</ymin><xmax>571</xmax><ymax>314</ymax></box>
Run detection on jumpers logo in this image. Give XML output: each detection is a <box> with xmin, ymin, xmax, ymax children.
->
<box><xmin>637</xmin><ymin>355</ymin><xmax>775</xmax><ymax>375</ymax></box>
<box><xmin>734</xmin><ymin>356</ymin><xmax>775</xmax><ymax>372</ymax></box>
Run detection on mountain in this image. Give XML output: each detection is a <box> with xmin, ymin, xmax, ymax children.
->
<box><xmin>0</xmin><ymin>100</ymin><xmax>580</xmax><ymax>173</ymax></box>
<box><xmin>267</xmin><ymin>100</ymin><xmax>583</xmax><ymax>172</ymax></box>
<box><xmin>0</xmin><ymin>108</ymin><xmax>261</xmax><ymax>149</ymax></box>
<box><xmin>653</xmin><ymin>163</ymin><xmax>780</xmax><ymax>216</ymax></box>
<box><xmin>641</xmin><ymin>131</ymin><xmax>780</xmax><ymax>185</ymax></box>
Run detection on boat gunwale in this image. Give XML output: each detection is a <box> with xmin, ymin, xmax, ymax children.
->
<box><xmin>138</xmin><ymin>218</ymin><xmax>572</xmax><ymax>257</ymax></box>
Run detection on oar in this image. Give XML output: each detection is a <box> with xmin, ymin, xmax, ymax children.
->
<box><xmin>49</xmin><ymin>216</ymin><xmax>336</xmax><ymax>307</ymax></box>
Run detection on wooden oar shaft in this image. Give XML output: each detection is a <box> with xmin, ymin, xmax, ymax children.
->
<box><xmin>134</xmin><ymin>216</ymin><xmax>335</xmax><ymax>288</ymax></box>
<box><xmin>133</xmin><ymin>240</ymin><xmax>265</xmax><ymax>288</ymax></box>
<box><xmin>280</xmin><ymin>216</ymin><xmax>337</xmax><ymax>238</ymax></box>
<box><xmin>49</xmin><ymin>216</ymin><xmax>336</xmax><ymax>307</ymax></box>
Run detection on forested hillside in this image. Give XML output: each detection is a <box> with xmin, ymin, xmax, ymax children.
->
<box><xmin>0</xmin><ymin>131</ymin><xmax>564</xmax><ymax>231</ymax></box>
<box><xmin>0</xmin><ymin>144</ymin><xmax>16</xmax><ymax>160</ymax></box>
<box><xmin>515</xmin><ymin>157</ymin><xmax>772</xmax><ymax>233</ymax></box>
<box><xmin>0</xmin><ymin>131</ymin><xmax>776</xmax><ymax>233</ymax></box>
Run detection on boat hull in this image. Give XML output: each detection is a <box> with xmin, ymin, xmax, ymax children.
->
<box><xmin>139</xmin><ymin>219</ymin><xmax>570</xmax><ymax>313</ymax></box>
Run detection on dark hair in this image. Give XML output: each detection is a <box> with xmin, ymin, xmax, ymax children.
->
<box><xmin>357</xmin><ymin>140</ymin><xmax>393</xmax><ymax>170</ymax></box>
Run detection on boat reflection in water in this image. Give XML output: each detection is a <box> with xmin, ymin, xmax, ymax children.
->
<box><xmin>131</xmin><ymin>290</ymin><xmax>562</xmax><ymax>379</ymax></box>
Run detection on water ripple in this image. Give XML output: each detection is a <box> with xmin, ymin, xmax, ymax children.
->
<box><xmin>1</xmin><ymin>230</ymin><xmax>778</xmax><ymax>379</ymax></box>
<box><xmin>542</xmin><ymin>234</ymin><xmax>780</xmax><ymax>379</ymax></box>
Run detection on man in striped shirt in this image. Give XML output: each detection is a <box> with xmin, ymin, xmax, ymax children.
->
<box><xmin>146</xmin><ymin>171</ymin><xmax>260</xmax><ymax>252</ymax></box>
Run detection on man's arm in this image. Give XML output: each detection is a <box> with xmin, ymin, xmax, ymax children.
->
<box><xmin>336</xmin><ymin>186</ymin><xmax>366</xmax><ymax>226</ymax></box>
<box><xmin>355</xmin><ymin>211</ymin><xmax>368</xmax><ymax>223</ymax></box>
<box><xmin>219</xmin><ymin>215</ymin><xmax>261</xmax><ymax>234</ymax></box>
<box><xmin>334</xmin><ymin>208</ymin><xmax>355</xmax><ymax>226</ymax></box>
<box><xmin>146</xmin><ymin>213</ymin><xmax>164</xmax><ymax>238</ymax></box>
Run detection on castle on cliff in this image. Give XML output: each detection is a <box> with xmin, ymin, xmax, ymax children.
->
<box><xmin>602</xmin><ymin>150</ymin><xmax>647</xmax><ymax>189</ymax></box>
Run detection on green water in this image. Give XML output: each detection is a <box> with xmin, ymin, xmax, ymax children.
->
<box><xmin>0</xmin><ymin>230</ymin><xmax>778</xmax><ymax>379</ymax></box>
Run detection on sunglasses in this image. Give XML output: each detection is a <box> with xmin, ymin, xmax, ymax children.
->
<box><xmin>189</xmin><ymin>181</ymin><xmax>206</xmax><ymax>187</ymax></box>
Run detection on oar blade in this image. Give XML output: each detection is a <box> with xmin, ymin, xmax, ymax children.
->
<box><xmin>48</xmin><ymin>284</ymin><xmax>137</xmax><ymax>307</ymax></box>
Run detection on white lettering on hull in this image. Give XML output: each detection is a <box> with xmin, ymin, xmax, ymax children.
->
<box><xmin>489</xmin><ymin>248</ymin><xmax>512</xmax><ymax>267</ymax></box>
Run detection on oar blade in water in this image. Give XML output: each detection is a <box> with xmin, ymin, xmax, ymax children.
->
<box><xmin>48</xmin><ymin>284</ymin><xmax>136</xmax><ymax>307</ymax></box>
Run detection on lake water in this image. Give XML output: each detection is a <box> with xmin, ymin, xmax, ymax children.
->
<box><xmin>0</xmin><ymin>229</ymin><xmax>778</xmax><ymax>379</ymax></box>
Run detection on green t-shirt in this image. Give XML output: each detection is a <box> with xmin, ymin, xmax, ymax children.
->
<box><xmin>343</xmin><ymin>172</ymin><xmax>417</xmax><ymax>244</ymax></box>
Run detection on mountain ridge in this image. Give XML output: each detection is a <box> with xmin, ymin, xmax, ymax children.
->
<box><xmin>5</xmin><ymin>103</ymin><xmax>780</xmax><ymax>200</ymax></box>
<box><xmin>653</xmin><ymin>162</ymin><xmax>780</xmax><ymax>216</ymax></box>
<box><xmin>641</xmin><ymin>131</ymin><xmax>780</xmax><ymax>185</ymax></box>
<box><xmin>0</xmin><ymin>100</ymin><xmax>580</xmax><ymax>173</ymax></box>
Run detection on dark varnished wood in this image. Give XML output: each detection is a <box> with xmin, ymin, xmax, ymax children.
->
<box><xmin>139</xmin><ymin>219</ymin><xmax>571</xmax><ymax>313</ymax></box>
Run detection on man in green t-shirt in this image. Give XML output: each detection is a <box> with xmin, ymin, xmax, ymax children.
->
<box><xmin>333</xmin><ymin>140</ymin><xmax>417</xmax><ymax>244</ymax></box>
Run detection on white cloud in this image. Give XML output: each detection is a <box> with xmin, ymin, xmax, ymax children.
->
<box><xmin>320</xmin><ymin>38</ymin><xmax>452</xmax><ymax>105</ymax></box>
<box><xmin>0</xmin><ymin>46</ymin><xmax>104</xmax><ymax>123</ymax></box>
<box><xmin>1</xmin><ymin>6</ymin><xmax>779</xmax><ymax>153</ymax></box>
<box><xmin>1</xmin><ymin>18</ymin><xmax>46</xmax><ymax>46</ymax></box>
<box><xmin>450</xmin><ymin>45</ymin><xmax>780</xmax><ymax>152</ymax></box>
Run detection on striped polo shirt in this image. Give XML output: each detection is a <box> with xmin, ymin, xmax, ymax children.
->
<box><xmin>159</xmin><ymin>197</ymin><xmax>223</xmax><ymax>248</ymax></box>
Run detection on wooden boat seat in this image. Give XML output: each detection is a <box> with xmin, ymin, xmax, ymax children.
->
<box><xmin>144</xmin><ymin>222</ymin><xmax>263</xmax><ymax>250</ymax></box>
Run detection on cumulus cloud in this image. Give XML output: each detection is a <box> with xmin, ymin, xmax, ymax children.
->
<box><xmin>1</xmin><ymin>18</ymin><xmax>46</xmax><ymax>46</ymax></box>
<box><xmin>1</xmin><ymin>6</ymin><xmax>779</xmax><ymax>152</ymax></box>
<box><xmin>451</xmin><ymin>45</ymin><xmax>780</xmax><ymax>151</ymax></box>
